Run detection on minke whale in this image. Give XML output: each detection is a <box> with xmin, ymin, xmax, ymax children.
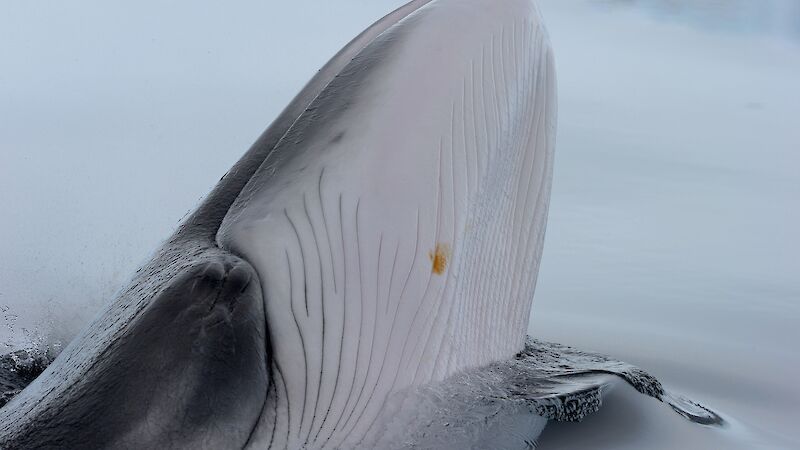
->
<box><xmin>0</xmin><ymin>0</ymin><xmax>721</xmax><ymax>448</ymax></box>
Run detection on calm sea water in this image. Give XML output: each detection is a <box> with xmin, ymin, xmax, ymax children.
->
<box><xmin>1</xmin><ymin>1</ymin><xmax>797</xmax><ymax>448</ymax></box>
<box><xmin>531</xmin><ymin>1</ymin><xmax>800</xmax><ymax>448</ymax></box>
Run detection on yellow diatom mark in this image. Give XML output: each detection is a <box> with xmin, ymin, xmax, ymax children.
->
<box><xmin>428</xmin><ymin>243</ymin><xmax>451</xmax><ymax>275</ymax></box>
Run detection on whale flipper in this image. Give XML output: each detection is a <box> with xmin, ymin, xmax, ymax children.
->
<box><xmin>361</xmin><ymin>338</ymin><xmax>722</xmax><ymax>448</ymax></box>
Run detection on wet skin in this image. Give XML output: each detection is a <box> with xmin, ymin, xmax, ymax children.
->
<box><xmin>0</xmin><ymin>256</ymin><xmax>267</xmax><ymax>449</ymax></box>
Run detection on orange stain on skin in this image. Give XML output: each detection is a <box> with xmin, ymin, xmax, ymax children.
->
<box><xmin>429</xmin><ymin>243</ymin><xmax>451</xmax><ymax>275</ymax></box>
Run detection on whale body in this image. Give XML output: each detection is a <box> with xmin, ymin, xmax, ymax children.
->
<box><xmin>0</xmin><ymin>0</ymin><xmax>716</xmax><ymax>448</ymax></box>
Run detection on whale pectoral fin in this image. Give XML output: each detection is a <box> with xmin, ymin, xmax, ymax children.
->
<box><xmin>512</xmin><ymin>339</ymin><xmax>722</xmax><ymax>426</ymax></box>
<box><xmin>0</xmin><ymin>254</ymin><xmax>269</xmax><ymax>450</ymax></box>
<box><xmin>363</xmin><ymin>338</ymin><xmax>722</xmax><ymax>448</ymax></box>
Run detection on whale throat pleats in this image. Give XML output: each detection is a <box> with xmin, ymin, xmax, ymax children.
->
<box><xmin>216</xmin><ymin>0</ymin><xmax>556</xmax><ymax>447</ymax></box>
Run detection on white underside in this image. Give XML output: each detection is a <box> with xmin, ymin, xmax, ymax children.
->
<box><xmin>218</xmin><ymin>0</ymin><xmax>556</xmax><ymax>447</ymax></box>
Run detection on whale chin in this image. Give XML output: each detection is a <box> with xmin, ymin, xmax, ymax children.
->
<box><xmin>216</xmin><ymin>0</ymin><xmax>556</xmax><ymax>446</ymax></box>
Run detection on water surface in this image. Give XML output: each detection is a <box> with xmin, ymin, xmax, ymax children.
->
<box><xmin>531</xmin><ymin>1</ymin><xmax>800</xmax><ymax>448</ymax></box>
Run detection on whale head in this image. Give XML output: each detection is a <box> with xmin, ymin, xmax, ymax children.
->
<box><xmin>0</xmin><ymin>0</ymin><xmax>556</xmax><ymax>448</ymax></box>
<box><xmin>217</xmin><ymin>0</ymin><xmax>556</xmax><ymax>446</ymax></box>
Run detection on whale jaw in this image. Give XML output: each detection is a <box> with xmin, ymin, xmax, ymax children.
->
<box><xmin>217</xmin><ymin>0</ymin><xmax>556</xmax><ymax>447</ymax></box>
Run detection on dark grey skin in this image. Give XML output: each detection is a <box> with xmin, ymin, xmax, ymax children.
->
<box><xmin>0</xmin><ymin>1</ymin><xmax>433</xmax><ymax>448</ymax></box>
<box><xmin>0</xmin><ymin>255</ymin><xmax>267</xmax><ymax>449</ymax></box>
